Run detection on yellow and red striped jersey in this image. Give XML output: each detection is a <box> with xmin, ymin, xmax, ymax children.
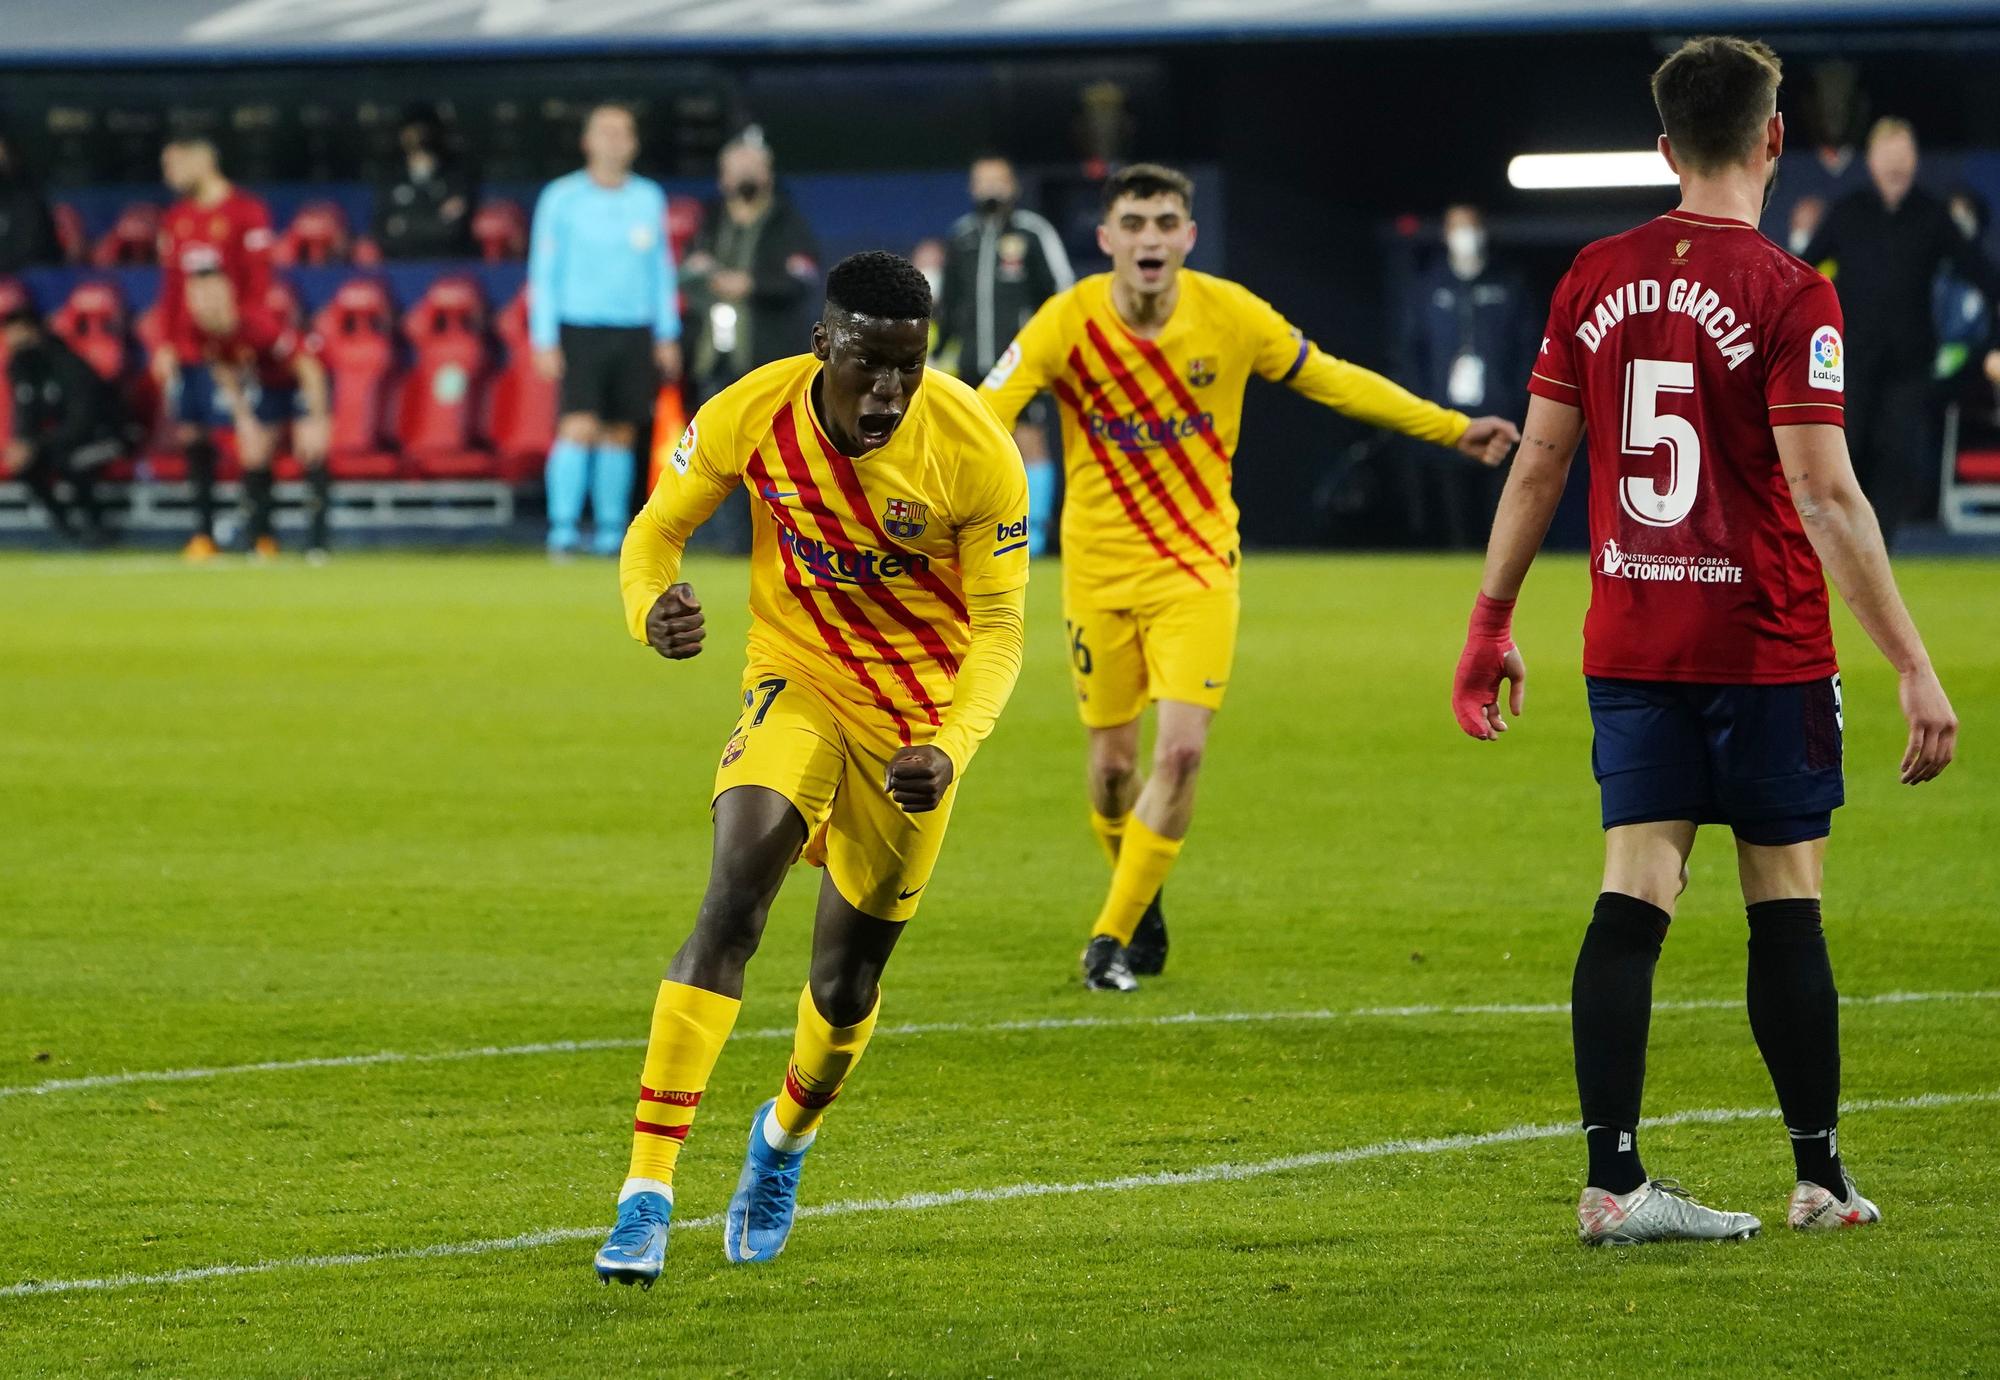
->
<box><xmin>981</xmin><ymin>270</ymin><xmax>1470</xmax><ymax>609</ymax></box>
<box><xmin>621</xmin><ymin>355</ymin><xmax>1030</xmax><ymax>757</ymax></box>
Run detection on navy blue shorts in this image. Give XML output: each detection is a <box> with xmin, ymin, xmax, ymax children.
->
<box><xmin>1586</xmin><ymin>675</ymin><xmax>1844</xmax><ymax>846</ymax></box>
<box><xmin>174</xmin><ymin>365</ymin><xmax>299</xmax><ymax>427</ymax></box>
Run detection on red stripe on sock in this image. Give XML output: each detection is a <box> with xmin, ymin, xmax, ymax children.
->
<box><xmin>632</xmin><ymin>1119</ymin><xmax>693</xmax><ymax>1140</ymax></box>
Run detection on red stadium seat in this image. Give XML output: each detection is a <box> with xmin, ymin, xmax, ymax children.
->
<box><xmin>313</xmin><ymin>277</ymin><xmax>402</xmax><ymax>479</ymax></box>
<box><xmin>486</xmin><ymin>287</ymin><xmax>556</xmax><ymax>483</ymax></box>
<box><xmin>0</xmin><ymin>279</ymin><xmax>20</xmax><ymax>445</ymax></box>
<box><xmin>51</xmin><ymin>203</ymin><xmax>88</xmax><ymax>265</ymax></box>
<box><xmin>667</xmin><ymin>197</ymin><xmax>703</xmax><ymax>264</ymax></box>
<box><xmin>1958</xmin><ymin>449</ymin><xmax>2000</xmax><ymax>485</ymax></box>
<box><xmin>396</xmin><ymin>274</ymin><xmax>492</xmax><ymax>476</ymax></box>
<box><xmin>274</xmin><ymin>201</ymin><xmax>351</xmax><ymax>267</ymax></box>
<box><xmin>50</xmin><ymin>280</ymin><xmax>130</xmax><ymax>382</ymax></box>
<box><xmin>91</xmin><ymin>202</ymin><xmax>161</xmax><ymax>268</ymax></box>
<box><xmin>471</xmin><ymin>199</ymin><xmax>527</xmax><ymax>263</ymax></box>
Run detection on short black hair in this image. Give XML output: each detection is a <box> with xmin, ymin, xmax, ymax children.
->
<box><xmin>1651</xmin><ymin>36</ymin><xmax>1783</xmax><ymax>175</ymax></box>
<box><xmin>825</xmin><ymin>250</ymin><xmax>933</xmax><ymax>321</ymax></box>
<box><xmin>1101</xmin><ymin>162</ymin><xmax>1195</xmax><ymax>217</ymax></box>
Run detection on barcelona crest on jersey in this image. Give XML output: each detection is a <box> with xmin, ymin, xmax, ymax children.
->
<box><xmin>883</xmin><ymin>497</ymin><xmax>929</xmax><ymax>540</ymax></box>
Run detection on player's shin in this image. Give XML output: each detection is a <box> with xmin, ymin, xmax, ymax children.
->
<box><xmin>242</xmin><ymin>466</ymin><xmax>276</xmax><ymax>544</ymax></box>
<box><xmin>1746</xmin><ymin>898</ymin><xmax>1847</xmax><ymax>1198</ymax></box>
<box><xmin>304</xmin><ymin>464</ymin><xmax>332</xmax><ymax>552</ymax></box>
<box><xmin>590</xmin><ymin>444</ymin><xmax>636</xmax><ymax>555</ymax></box>
<box><xmin>626</xmin><ymin>979</ymin><xmax>742</xmax><ymax>1195</ymax></box>
<box><xmin>186</xmin><ymin>437</ymin><xmax>219</xmax><ymax>539</ymax></box>
<box><xmin>1089</xmin><ymin>815</ymin><xmax>1182</xmax><ymax>946</ymax></box>
<box><xmin>545</xmin><ymin>438</ymin><xmax>589</xmax><ymax>552</ymax></box>
<box><xmin>1573</xmin><ymin>892</ymin><xmax>1670</xmax><ymax>1194</ymax></box>
<box><xmin>767</xmin><ymin>983</ymin><xmax>880</xmax><ymax>1151</ymax></box>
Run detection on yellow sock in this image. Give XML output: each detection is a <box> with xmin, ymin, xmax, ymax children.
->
<box><xmin>771</xmin><ymin>984</ymin><xmax>880</xmax><ymax>1143</ymax></box>
<box><xmin>1090</xmin><ymin>815</ymin><xmax>1183</xmax><ymax>944</ymax></box>
<box><xmin>626</xmin><ymin>979</ymin><xmax>741</xmax><ymax>1186</ymax></box>
<box><xmin>1089</xmin><ymin>809</ymin><xmax>1128</xmax><ymax>868</ymax></box>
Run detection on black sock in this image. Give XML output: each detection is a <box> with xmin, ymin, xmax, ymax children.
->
<box><xmin>186</xmin><ymin>439</ymin><xmax>218</xmax><ymax>539</ymax></box>
<box><xmin>304</xmin><ymin>465</ymin><xmax>331</xmax><ymax>550</ymax></box>
<box><xmin>1746</xmin><ymin>898</ymin><xmax>1845</xmax><ymax>1198</ymax></box>
<box><xmin>1573</xmin><ymin>891</ymin><xmax>1669</xmax><ymax>1193</ymax></box>
<box><xmin>244</xmin><ymin>467</ymin><xmax>275</xmax><ymax>542</ymax></box>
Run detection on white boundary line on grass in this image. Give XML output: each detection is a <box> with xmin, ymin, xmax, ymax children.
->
<box><xmin>9</xmin><ymin>989</ymin><xmax>1997</xmax><ymax>1101</ymax></box>
<box><xmin>4</xmin><ymin>1087</ymin><xmax>1994</xmax><ymax>1300</ymax></box>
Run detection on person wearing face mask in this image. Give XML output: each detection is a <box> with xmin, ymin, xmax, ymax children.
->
<box><xmin>1803</xmin><ymin>118</ymin><xmax>2000</xmax><ymax>546</ymax></box>
<box><xmin>0</xmin><ymin>136</ymin><xmax>58</xmax><ymax>273</ymax></box>
<box><xmin>373</xmin><ymin>111</ymin><xmax>475</xmax><ymax>260</ymax></box>
<box><xmin>1394</xmin><ymin>204</ymin><xmax>1538</xmax><ymax>546</ymax></box>
<box><xmin>935</xmin><ymin>155</ymin><xmax>1074</xmax><ymax>556</ymax></box>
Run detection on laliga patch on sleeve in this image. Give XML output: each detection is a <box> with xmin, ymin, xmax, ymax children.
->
<box><xmin>1808</xmin><ymin>325</ymin><xmax>1844</xmax><ymax>391</ymax></box>
<box><xmin>670</xmin><ymin>420</ymin><xmax>697</xmax><ymax>475</ymax></box>
<box><xmin>981</xmin><ymin>341</ymin><xmax>1022</xmax><ymax>391</ymax></box>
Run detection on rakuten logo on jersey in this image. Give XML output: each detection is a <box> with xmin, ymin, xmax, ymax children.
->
<box><xmin>1599</xmin><ymin>538</ymin><xmax>1744</xmax><ymax>584</ymax></box>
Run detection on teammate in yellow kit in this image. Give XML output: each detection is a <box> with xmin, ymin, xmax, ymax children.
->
<box><xmin>981</xmin><ymin>165</ymin><xmax>1519</xmax><ymax>991</ymax></box>
<box><xmin>595</xmin><ymin>252</ymin><xmax>1029</xmax><ymax>1286</ymax></box>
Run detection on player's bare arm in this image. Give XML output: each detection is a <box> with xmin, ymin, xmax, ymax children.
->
<box><xmin>643</xmin><ymin>582</ymin><xmax>705</xmax><ymax>660</ymax></box>
<box><xmin>1776</xmin><ymin>423</ymin><xmax>1958</xmax><ymax>784</ymax></box>
<box><xmin>1452</xmin><ymin>393</ymin><xmax>1583</xmax><ymax>740</ymax></box>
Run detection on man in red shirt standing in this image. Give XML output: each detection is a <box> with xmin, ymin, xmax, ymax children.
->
<box><xmin>1452</xmin><ymin>37</ymin><xmax>1957</xmax><ymax>1246</ymax></box>
<box><xmin>152</xmin><ymin>136</ymin><xmax>315</xmax><ymax>560</ymax></box>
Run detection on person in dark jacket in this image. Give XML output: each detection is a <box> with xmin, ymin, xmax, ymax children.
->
<box><xmin>4</xmin><ymin>302</ymin><xmax>119</xmax><ymax>543</ymax></box>
<box><xmin>0</xmin><ymin>137</ymin><xmax>59</xmax><ymax>273</ymax></box>
<box><xmin>936</xmin><ymin>155</ymin><xmax>1073</xmax><ymax>554</ymax></box>
<box><xmin>1395</xmin><ymin>204</ymin><xmax>1538</xmax><ymax>547</ymax></box>
<box><xmin>1804</xmin><ymin>118</ymin><xmax>2000</xmax><ymax>545</ymax></box>
<box><xmin>373</xmin><ymin>113</ymin><xmax>476</xmax><ymax>259</ymax></box>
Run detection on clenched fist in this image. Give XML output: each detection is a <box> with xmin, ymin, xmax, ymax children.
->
<box><xmin>644</xmin><ymin>583</ymin><xmax>705</xmax><ymax>660</ymax></box>
<box><xmin>884</xmin><ymin>745</ymin><xmax>953</xmax><ymax>814</ymax></box>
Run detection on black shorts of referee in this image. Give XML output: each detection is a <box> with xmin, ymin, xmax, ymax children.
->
<box><xmin>559</xmin><ymin>325</ymin><xmax>658</xmax><ymax>428</ymax></box>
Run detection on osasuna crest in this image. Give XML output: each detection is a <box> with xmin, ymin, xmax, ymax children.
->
<box><xmin>1186</xmin><ymin>356</ymin><xmax>1217</xmax><ymax>388</ymax></box>
<box><xmin>883</xmin><ymin>497</ymin><xmax>929</xmax><ymax>540</ymax></box>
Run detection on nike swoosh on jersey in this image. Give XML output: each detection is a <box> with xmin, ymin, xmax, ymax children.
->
<box><xmin>1203</xmin><ymin>678</ymin><xmax>1228</xmax><ymax>689</ymax></box>
<box><xmin>760</xmin><ymin>485</ymin><xmax>797</xmax><ymax>501</ymax></box>
<box><xmin>897</xmin><ymin>884</ymin><xmax>926</xmax><ymax>899</ymax></box>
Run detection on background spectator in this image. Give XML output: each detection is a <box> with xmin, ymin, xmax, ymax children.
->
<box><xmin>0</xmin><ymin>135</ymin><xmax>58</xmax><ymax>272</ymax></box>
<box><xmin>1394</xmin><ymin>203</ymin><xmax>1536</xmax><ymax>547</ymax></box>
<box><xmin>5</xmin><ymin>299</ymin><xmax>118</xmax><ymax>544</ymax></box>
<box><xmin>374</xmin><ymin>110</ymin><xmax>475</xmax><ymax>260</ymax></box>
<box><xmin>529</xmin><ymin>102</ymin><xmax>681</xmax><ymax>558</ymax></box>
<box><xmin>935</xmin><ymin>154</ymin><xmax>1072</xmax><ymax>555</ymax></box>
<box><xmin>1805</xmin><ymin>117</ymin><xmax>2000</xmax><ymax>546</ymax></box>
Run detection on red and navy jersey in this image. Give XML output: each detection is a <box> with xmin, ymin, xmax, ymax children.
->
<box><xmin>203</xmin><ymin>317</ymin><xmax>319</xmax><ymax>389</ymax></box>
<box><xmin>1530</xmin><ymin>209</ymin><xmax>1845</xmax><ymax>685</ymax></box>
<box><xmin>157</xmin><ymin>186</ymin><xmax>277</xmax><ymax>364</ymax></box>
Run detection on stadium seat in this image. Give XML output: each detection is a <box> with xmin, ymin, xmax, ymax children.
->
<box><xmin>350</xmin><ymin>235</ymin><xmax>384</xmax><ymax>268</ymax></box>
<box><xmin>486</xmin><ymin>288</ymin><xmax>556</xmax><ymax>483</ymax></box>
<box><xmin>0</xmin><ymin>278</ymin><xmax>20</xmax><ymax>444</ymax></box>
<box><xmin>471</xmin><ymin>199</ymin><xmax>527</xmax><ymax>262</ymax></box>
<box><xmin>274</xmin><ymin>200</ymin><xmax>351</xmax><ymax>267</ymax></box>
<box><xmin>313</xmin><ymin>276</ymin><xmax>402</xmax><ymax>479</ymax></box>
<box><xmin>50</xmin><ymin>280</ymin><xmax>130</xmax><ymax>382</ymax></box>
<box><xmin>396</xmin><ymin>274</ymin><xmax>493</xmax><ymax>476</ymax></box>
<box><xmin>90</xmin><ymin>202</ymin><xmax>161</xmax><ymax>268</ymax></box>
<box><xmin>50</xmin><ymin>203</ymin><xmax>88</xmax><ymax>265</ymax></box>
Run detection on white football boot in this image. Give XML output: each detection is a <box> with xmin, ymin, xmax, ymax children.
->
<box><xmin>1577</xmin><ymin>1179</ymin><xmax>1762</xmax><ymax>1246</ymax></box>
<box><xmin>1788</xmin><ymin>1174</ymin><xmax>1881</xmax><ymax>1231</ymax></box>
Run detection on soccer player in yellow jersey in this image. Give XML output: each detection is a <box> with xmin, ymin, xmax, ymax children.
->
<box><xmin>595</xmin><ymin>252</ymin><xmax>1029</xmax><ymax>1286</ymax></box>
<box><xmin>981</xmin><ymin>164</ymin><xmax>1519</xmax><ymax>991</ymax></box>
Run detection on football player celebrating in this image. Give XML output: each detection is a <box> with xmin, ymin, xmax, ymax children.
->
<box><xmin>1452</xmin><ymin>36</ymin><xmax>1957</xmax><ymax>1245</ymax></box>
<box><xmin>596</xmin><ymin>252</ymin><xmax>1029</xmax><ymax>1287</ymax></box>
<box><xmin>982</xmin><ymin>163</ymin><xmax>1518</xmax><ymax>991</ymax></box>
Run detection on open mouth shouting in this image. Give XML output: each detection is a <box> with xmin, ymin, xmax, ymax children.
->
<box><xmin>1133</xmin><ymin>254</ymin><xmax>1169</xmax><ymax>285</ymax></box>
<box><xmin>855</xmin><ymin>409</ymin><xmax>901</xmax><ymax>450</ymax></box>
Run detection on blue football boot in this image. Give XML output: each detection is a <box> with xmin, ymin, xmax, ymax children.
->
<box><xmin>724</xmin><ymin>1099</ymin><xmax>809</xmax><ymax>1264</ymax></box>
<box><xmin>594</xmin><ymin>1188</ymin><xmax>671</xmax><ymax>1287</ymax></box>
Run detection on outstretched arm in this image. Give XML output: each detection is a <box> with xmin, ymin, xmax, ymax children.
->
<box><xmin>618</xmin><ymin>415</ymin><xmax>739</xmax><ymax>653</ymax></box>
<box><xmin>1451</xmin><ymin>393</ymin><xmax>1583</xmax><ymax>739</ymax></box>
<box><xmin>1777</xmin><ymin>423</ymin><xmax>1957</xmax><ymax>783</ymax></box>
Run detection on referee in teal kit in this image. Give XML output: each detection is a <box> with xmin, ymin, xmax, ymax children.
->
<box><xmin>529</xmin><ymin>102</ymin><xmax>682</xmax><ymax>557</ymax></box>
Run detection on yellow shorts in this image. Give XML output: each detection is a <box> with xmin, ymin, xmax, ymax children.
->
<box><xmin>712</xmin><ymin>668</ymin><xmax>957</xmax><ymax>922</ymax></box>
<box><xmin>1061</xmin><ymin>586</ymin><xmax>1241</xmax><ymax>728</ymax></box>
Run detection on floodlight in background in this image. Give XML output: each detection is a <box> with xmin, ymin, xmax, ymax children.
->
<box><xmin>1506</xmin><ymin>151</ymin><xmax>1678</xmax><ymax>190</ymax></box>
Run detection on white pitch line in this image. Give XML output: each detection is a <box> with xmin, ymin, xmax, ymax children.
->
<box><xmin>5</xmin><ymin>1088</ymin><xmax>1993</xmax><ymax>1300</ymax></box>
<box><xmin>8</xmin><ymin>989</ymin><xmax>1997</xmax><ymax>1102</ymax></box>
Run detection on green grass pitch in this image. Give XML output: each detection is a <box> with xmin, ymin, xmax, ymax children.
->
<box><xmin>2</xmin><ymin>549</ymin><xmax>1995</xmax><ymax>1377</ymax></box>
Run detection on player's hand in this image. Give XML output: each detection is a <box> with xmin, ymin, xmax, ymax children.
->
<box><xmin>1984</xmin><ymin>350</ymin><xmax>2000</xmax><ymax>388</ymax></box>
<box><xmin>2</xmin><ymin>439</ymin><xmax>29</xmax><ymax>475</ymax></box>
<box><xmin>884</xmin><ymin>745</ymin><xmax>954</xmax><ymax>814</ymax></box>
<box><xmin>644</xmin><ymin>583</ymin><xmax>705</xmax><ymax>661</ymax></box>
<box><xmin>293</xmin><ymin>414</ymin><xmax>330</xmax><ymax>465</ymax></box>
<box><xmin>1452</xmin><ymin>593</ymin><xmax>1524</xmax><ymax>740</ymax></box>
<box><xmin>1896</xmin><ymin>664</ymin><xmax>1957</xmax><ymax>785</ymax></box>
<box><xmin>1457</xmin><ymin>416</ymin><xmax>1520</xmax><ymax>467</ymax></box>
<box><xmin>150</xmin><ymin>344</ymin><xmax>178</xmax><ymax>391</ymax></box>
<box><xmin>534</xmin><ymin>346</ymin><xmax>564</xmax><ymax>381</ymax></box>
<box><xmin>655</xmin><ymin>340</ymin><xmax>683</xmax><ymax>383</ymax></box>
